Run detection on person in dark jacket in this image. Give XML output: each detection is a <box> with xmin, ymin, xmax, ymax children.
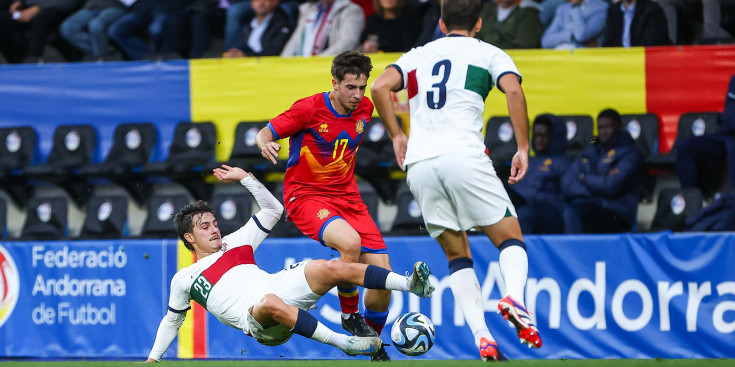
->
<box><xmin>601</xmin><ymin>0</ymin><xmax>669</xmax><ymax>47</ymax></box>
<box><xmin>676</xmin><ymin>74</ymin><xmax>735</xmax><ymax>194</ymax></box>
<box><xmin>561</xmin><ymin>108</ymin><xmax>644</xmax><ymax>233</ymax></box>
<box><xmin>506</xmin><ymin>114</ymin><xmax>571</xmax><ymax>234</ymax></box>
<box><xmin>476</xmin><ymin>0</ymin><xmax>543</xmax><ymax>49</ymax></box>
<box><xmin>0</xmin><ymin>0</ymin><xmax>81</xmax><ymax>63</ymax></box>
<box><xmin>223</xmin><ymin>0</ymin><xmax>293</xmax><ymax>57</ymax></box>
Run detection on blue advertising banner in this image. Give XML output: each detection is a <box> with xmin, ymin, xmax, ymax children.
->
<box><xmin>0</xmin><ymin>240</ymin><xmax>177</xmax><ymax>357</ymax></box>
<box><xmin>0</xmin><ymin>233</ymin><xmax>733</xmax><ymax>360</ymax></box>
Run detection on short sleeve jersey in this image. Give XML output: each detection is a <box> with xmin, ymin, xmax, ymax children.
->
<box><xmin>268</xmin><ymin>92</ymin><xmax>374</xmax><ymax>200</ymax></box>
<box><xmin>391</xmin><ymin>35</ymin><xmax>521</xmax><ymax>167</ymax></box>
<box><xmin>167</xmin><ymin>218</ymin><xmax>271</xmax><ymax>330</ymax></box>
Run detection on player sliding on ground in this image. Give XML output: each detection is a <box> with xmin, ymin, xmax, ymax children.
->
<box><xmin>145</xmin><ymin>165</ymin><xmax>435</xmax><ymax>362</ymax></box>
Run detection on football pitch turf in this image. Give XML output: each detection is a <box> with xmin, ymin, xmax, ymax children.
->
<box><xmin>2</xmin><ymin>360</ymin><xmax>733</xmax><ymax>367</ymax></box>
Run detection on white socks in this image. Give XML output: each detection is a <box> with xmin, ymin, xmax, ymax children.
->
<box><xmin>499</xmin><ymin>245</ymin><xmax>528</xmax><ymax>304</ymax></box>
<box><xmin>450</xmin><ymin>268</ymin><xmax>495</xmax><ymax>348</ymax></box>
<box><xmin>311</xmin><ymin>322</ymin><xmax>348</xmax><ymax>350</ymax></box>
<box><xmin>385</xmin><ymin>272</ymin><xmax>410</xmax><ymax>291</ymax></box>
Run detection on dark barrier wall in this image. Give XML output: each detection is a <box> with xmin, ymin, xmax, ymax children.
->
<box><xmin>0</xmin><ymin>233</ymin><xmax>733</xmax><ymax>360</ymax></box>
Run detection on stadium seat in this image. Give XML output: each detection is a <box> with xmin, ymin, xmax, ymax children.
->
<box><xmin>484</xmin><ymin>116</ymin><xmax>519</xmax><ymax>182</ymax></box>
<box><xmin>79</xmin><ymin>123</ymin><xmax>158</xmax><ymax>205</ymax></box>
<box><xmin>0</xmin><ymin>198</ymin><xmax>6</xmax><ymax>239</ymax></box>
<box><xmin>212</xmin><ymin>189</ymin><xmax>253</xmax><ymax>237</ymax></box>
<box><xmin>205</xmin><ymin>121</ymin><xmax>281</xmax><ymax>179</ymax></box>
<box><xmin>142</xmin><ymin>121</ymin><xmax>217</xmax><ymax>201</ymax></box>
<box><xmin>649</xmin><ymin>188</ymin><xmax>704</xmax><ymax>232</ymax></box>
<box><xmin>140</xmin><ymin>193</ymin><xmax>191</xmax><ymax>238</ymax></box>
<box><xmin>558</xmin><ymin>115</ymin><xmax>594</xmax><ymax>159</ymax></box>
<box><xmin>622</xmin><ymin>113</ymin><xmax>660</xmax><ymax>203</ymax></box>
<box><xmin>79</xmin><ymin>194</ymin><xmax>129</xmax><ymax>239</ymax></box>
<box><xmin>20</xmin><ymin>195</ymin><xmax>69</xmax><ymax>240</ymax></box>
<box><xmin>355</xmin><ymin>116</ymin><xmax>402</xmax><ymax>204</ymax></box>
<box><xmin>646</xmin><ymin>112</ymin><xmax>721</xmax><ymax>169</ymax></box>
<box><xmin>387</xmin><ymin>184</ymin><xmax>427</xmax><ymax>236</ymax></box>
<box><xmin>268</xmin><ymin>183</ymin><xmax>303</xmax><ymax>238</ymax></box>
<box><xmin>358</xmin><ymin>182</ymin><xmax>380</xmax><ymax>228</ymax></box>
<box><xmin>0</xmin><ymin>126</ymin><xmax>37</xmax><ymax>208</ymax></box>
<box><xmin>22</xmin><ymin>124</ymin><xmax>97</xmax><ymax>206</ymax></box>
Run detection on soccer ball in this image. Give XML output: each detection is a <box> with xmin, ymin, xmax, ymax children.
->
<box><xmin>390</xmin><ymin>312</ymin><xmax>435</xmax><ymax>356</ymax></box>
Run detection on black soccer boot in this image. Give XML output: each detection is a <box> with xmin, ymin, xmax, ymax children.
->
<box><xmin>370</xmin><ymin>344</ymin><xmax>391</xmax><ymax>361</ymax></box>
<box><xmin>341</xmin><ymin>313</ymin><xmax>379</xmax><ymax>337</ymax></box>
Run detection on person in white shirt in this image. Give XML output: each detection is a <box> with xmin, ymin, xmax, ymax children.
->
<box><xmin>371</xmin><ymin>0</ymin><xmax>541</xmax><ymax>361</ymax></box>
<box><xmin>145</xmin><ymin>165</ymin><xmax>434</xmax><ymax>362</ymax></box>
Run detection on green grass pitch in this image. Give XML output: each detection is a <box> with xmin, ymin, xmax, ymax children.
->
<box><xmin>1</xmin><ymin>360</ymin><xmax>733</xmax><ymax>367</ymax></box>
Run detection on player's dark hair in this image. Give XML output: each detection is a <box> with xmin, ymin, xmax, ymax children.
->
<box><xmin>442</xmin><ymin>0</ymin><xmax>481</xmax><ymax>33</ymax></box>
<box><xmin>598</xmin><ymin>108</ymin><xmax>623</xmax><ymax>126</ymax></box>
<box><xmin>174</xmin><ymin>200</ymin><xmax>214</xmax><ymax>253</ymax></box>
<box><xmin>331</xmin><ymin>51</ymin><xmax>373</xmax><ymax>81</ymax></box>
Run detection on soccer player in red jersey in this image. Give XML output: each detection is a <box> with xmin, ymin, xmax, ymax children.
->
<box><xmin>256</xmin><ymin>51</ymin><xmax>393</xmax><ymax>360</ymax></box>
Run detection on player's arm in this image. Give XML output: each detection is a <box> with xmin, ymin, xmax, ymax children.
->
<box><xmin>371</xmin><ymin>66</ymin><xmax>409</xmax><ymax>170</ymax></box>
<box><xmin>147</xmin><ymin>275</ymin><xmax>190</xmax><ymax>362</ymax></box>
<box><xmin>256</xmin><ymin>126</ymin><xmax>281</xmax><ymax>164</ymax></box>
<box><xmin>146</xmin><ymin>310</ymin><xmax>187</xmax><ymax>362</ymax></box>
<box><xmin>498</xmin><ymin>73</ymin><xmax>530</xmax><ymax>185</ymax></box>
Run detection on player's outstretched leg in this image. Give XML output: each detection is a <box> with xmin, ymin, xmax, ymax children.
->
<box><xmin>479</xmin><ymin>338</ymin><xmax>509</xmax><ymax>362</ymax></box>
<box><xmin>407</xmin><ymin>261</ymin><xmax>434</xmax><ymax>297</ymax></box>
<box><xmin>497</xmin><ymin>295</ymin><xmax>541</xmax><ymax>348</ymax></box>
<box><xmin>305</xmin><ymin>260</ymin><xmax>435</xmax><ymax>298</ymax></box>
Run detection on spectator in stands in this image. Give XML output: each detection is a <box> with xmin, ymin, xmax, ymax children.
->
<box><xmin>413</xmin><ymin>0</ymin><xmax>441</xmax><ymax>47</ymax></box>
<box><xmin>541</xmin><ymin>0</ymin><xmax>608</xmax><ymax>49</ymax></box>
<box><xmin>476</xmin><ymin>0</ymin><xmax>543</xmax><ymax>49</ymax></box>
<box><xmin>59</xmin><ymin>0</ymin><xmax>128</xmax><ymax>61</ymax></box>
<box><xmin>601</xmin><ymin>0</ymin><xmax>670</xmax><ymax>47</ymax></box>
<box><xmin>0</xmin><ymin>0</ymin><xmax>80</xmax><ymax>63</ymax></box>
<box><xmin>107</xmin><ymin>0</ymin><xmax>184</xmax><ymax>60</ymax></box>
<box><xmin>676</xmin><ymin>74</ymin><xmax>735</xmax><ymax>195</ymax></box>
<box><xmin>280</xmin><ymin>0</ymin><xmax>364</xmax><ymax>57</ymax></box>
<box><xmin>561</xmin><ymin>108</ymin><xmax>644</xmax><ymax>234</ymax></box>
<box><xmin>539</xmin><ymin>0</ymin><xmax>564</xmax><ymax>28</ymax></box>
<box><xmin>224</xmin><ymin>0</ymin><xmax>251</xmax><ymax>50</ymax></box>
<box><xmin>222</xmin><ymin>0</ymin><xmax>293</xmax><ymax>57</ymax></box>
<box><xmin>658</xmin><ymin>0</ymin><xmax>731</xmax><ymax>44</ymax></box>
<box><xmin>165</xmin><ymin>0</ymin><xmax>228</xmax><ymax>59</ymax></box>
<box><xmin>506</xmin><ymin>114</ymin><xmax>571</xmax><ymax>234</ymax></box>
<box><xmin>360</xmin><ymin>0</ymin><xmax>420</xmax><ymax>53</ymax></box>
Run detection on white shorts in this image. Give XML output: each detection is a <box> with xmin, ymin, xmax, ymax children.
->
<box><xmin>242</xmin><ymin>261</ymin><xmax>320</xmax><ymax>346</ymax></box>
<box><xmin>406</xmin><ymin>152</ymin><xmax>517</xmax><ymax>238</ymax></box>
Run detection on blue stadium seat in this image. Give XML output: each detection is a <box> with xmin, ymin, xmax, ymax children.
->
<box><xmin>649</xmin><ymin>187</ymin><xmax>704</xmax><ymax>232</ymax></box>
<box><xmin>0</xmin><ymin>126</ymin><xmax>37</xmax><ymax>208</ymax></box>
<box><xmin>212</xmin><ymin>188</ymin><xmax>253</xmax><ymax>237</ymax></box>
<box><xmin>141</xmin><ymin>193</ymin><xmax>191</xmax><ymax>239</ymax></box>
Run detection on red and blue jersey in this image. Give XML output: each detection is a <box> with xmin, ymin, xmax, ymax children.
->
<box><xmin>268</xmin><ymin>92</ymin><xmax>374</xmax><ymax>201</ymax></box>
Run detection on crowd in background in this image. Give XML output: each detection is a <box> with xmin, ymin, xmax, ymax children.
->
<box><xmin>0</xmin><ymin>0</ymin><xmax>734</xmax><ymax>64</ymax></box>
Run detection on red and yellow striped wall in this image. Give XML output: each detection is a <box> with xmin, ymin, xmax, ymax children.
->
<box><xmin>190</xmin><ymin>45</ymin><xmax>735</xmax><ymax>161</ymax></box>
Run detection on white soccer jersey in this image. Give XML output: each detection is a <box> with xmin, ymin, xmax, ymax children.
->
<box><xmin>391</xmin><ymin>35</ymin><xmax>521</xmax><ymax>167</ymax></box>
<box><xmin>148</xmin><ymin>175</ymin><xmax>284</xmax><ymax>361</ymax></box>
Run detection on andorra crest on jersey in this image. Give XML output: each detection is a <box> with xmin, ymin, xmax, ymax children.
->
<box><xmin>317</xmin><ymin>208</ymin><xmax>330</xmax><ymax>220</ymax></box>
<box><xmin>355</xmin><ymin>120</ymin><xmax>364</xmax><ymax>133</ymax></box>
<box><xmin>319</xmin><ymin>123</ymin><xmax>329</xmax><ymax>133</ymax></box>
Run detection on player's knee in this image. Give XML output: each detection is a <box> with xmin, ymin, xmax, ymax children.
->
<box><xmin>258</xmin><ymin>294</ymin><xmax>286</xmax><ymax>317</ymax></box>
<box><xmin>323</xmin><ymin>260</ymin><xmax>351</xmax><ymax>282</ymax></box>
<box><xmin>338</xmin><ymin>235</ymin><xmax>362</xmax><ymax>262</ymax></box>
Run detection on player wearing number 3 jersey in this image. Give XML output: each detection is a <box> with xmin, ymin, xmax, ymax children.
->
<box><xmin>371</xmin><ymin>0</ymin><xmax>542</xmax><ymax>361</ymax></box>
<box><xmin>145</xmin><ymin>165</ymin><xmax>434</xmax><ymax>362</ymax></box>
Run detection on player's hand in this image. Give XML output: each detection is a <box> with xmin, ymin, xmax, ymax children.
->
<box><xmin>260</xmin><ymin>141</ymin><xmax>281</xmax><ymax>164</ymax></box>
<box><xmin>9</xmin><ymin>1</ymin><xmax>20</xmax><ymax>13</ymax></box>
<box><xmin>393</xmin><ymin>132</ymin><xmax>408</xmax><ymax>170</ymax></box>
<box><xmin>508</xmin><ymin>149</ymin><xmax>528</xmax><ymax>184</ymax></box>
<box><xmin>213</xmin><ymin>164</ymin><xmax>249</xmax><ymax>182</ymax></box>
